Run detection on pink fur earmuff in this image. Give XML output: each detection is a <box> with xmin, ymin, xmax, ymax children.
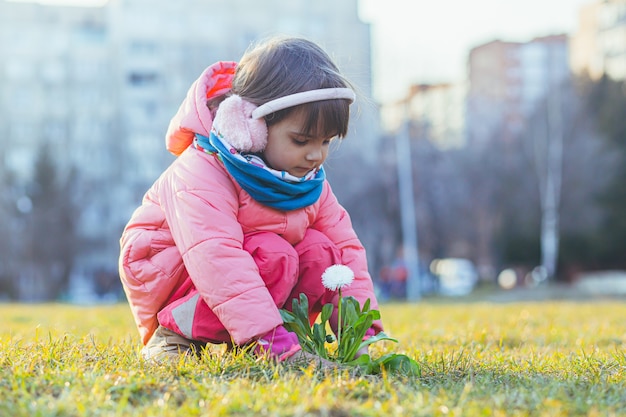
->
<box><xmin>212</xmin><ymin>95</ymin><xmax>268</xmax><ymax>152</ymax></box>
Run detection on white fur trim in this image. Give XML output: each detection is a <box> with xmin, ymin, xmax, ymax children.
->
<box><xmin>251</xmin><ymin>88</ymin><xmax>355</xmax><ymax>119</ymax></box>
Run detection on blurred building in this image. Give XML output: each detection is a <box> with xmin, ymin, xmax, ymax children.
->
<box><xmin>0</xmin><ymin>2</ymin><xmax>112</xmax><ymax>180</ymax></box>
<box><xmin>382</xmin><ymin>34</ymin><xmax>569</xmax><ymax>150</ymax></box>
<box><xmin>570</xmin><ymin>0</ymin><xmax>626</xmax><ymax>80</ymax></box>
<box><xmin>381</xmin><ymin>82</ymin><xmax>466</xmax><ymax>149</ymax></box>
<box><xmin>570</xmin><ymin>1</ymin><xmax>604</xmax><ymax>79</ymax></box>
<box><xmin>466</xmin><ymin>35</ymin><xmax>570</xmax><ymax>147</ymax></box>
<box><xmin>0</xmin><ymin>0</ymin><xmax>378</xmax><ymax>290</ymax></box>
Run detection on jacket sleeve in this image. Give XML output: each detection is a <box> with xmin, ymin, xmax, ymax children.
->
<box><xmin>119</xmin><ymin>200</ymin><xmax>187</xmax><ymax>345</ymax></box>
<box><xmin>159</xmin><ymin>152</ymin><xmax>283</xmax><ymax>345</ymax></box>
<box><xmin>311</xmin><ymin>182</ymin><xmax>384</xmax><ymax>333</ymax></box>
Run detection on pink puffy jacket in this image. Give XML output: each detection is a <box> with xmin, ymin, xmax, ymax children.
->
<box><xmin>118</xmin><ymin>62</ymin><xmax>381</xmax><ymax>346</ymax></box>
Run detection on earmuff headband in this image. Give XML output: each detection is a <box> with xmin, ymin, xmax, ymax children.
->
<box><xmin>251</xmin><ymin>88</ymin><xmax>355</xmax><ymax>119</ymax></box>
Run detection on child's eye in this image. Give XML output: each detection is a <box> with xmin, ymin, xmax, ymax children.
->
<box><xmin>292</xmin><ymin>138</ymin><xmax>308</xmax><ymax>146</ymax></box>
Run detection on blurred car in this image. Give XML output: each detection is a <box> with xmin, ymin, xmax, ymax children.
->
<box><xmin>430</xmin><ymin>258</ymin><xmax>478</xmax><ymax>296</ymax></box>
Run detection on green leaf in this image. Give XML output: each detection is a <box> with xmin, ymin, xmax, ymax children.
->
<box><xmin>362</xmin><ymin>298</ymin><xmax>371</xmax><ymax>313</ymax></box>
<box><xmin>296</xmin><ymin>294</ymin><xmax>309</xmax><ymax>321</ymax></box>
<box><xmin>282</xmin><ymin>294</ymin><xmax>411</xmax><ymax>372</ymax></box>
<box><xmin>342</xmin><ymin>315</ymin><xmax>376</xmax><ymax>361</ymax></box>
<box><xmin>352</xmin><ymin>297</ymin><xmax>362</xmax><ymax>315</ymax></box>
<box><xmin>292</xmin><ymin>294</ymin><xmax>313</xmax><ymax>339</ymax></box>
<box><xmin>343</xmin><ymin>301</ymin><xmax>359</xmax><ymax>327</ymax></box>
<box><xmin>280</xmin><ymin>294</ymin><xmax>320</xmax><ymax>354</ymax></box>
<box><xmin>345</xmin><ymin>354</ymin><xmax>376</xmax><ymax>373</ymax></box>
<box><xmin>320</xmin><ymin>303</ymin><xmax>333</xmax><ymax>325</ymax></box>
<box><xmin>356</xmin><ymin>332</ymin><xmax>398</xmax><ymax>351</ymax></box>
<box><xmin>374</xmin><ymin>353</ymin><xmax>421</xmax><ymax>376</ymax></box>
<box><xmin>312</xmin><ymin>323</ymin><xmax>328</xmax><ymax>359</ymax></box>
<box><xmin>351</xmin><ymin>311</ymin><xmax>375</xmax><ymax>334</ymax></box>
<box><xmin>338</xmin><ymin>333</ymin><xmax>357</xmax><ymax>361</ymax></box>
<box><xmin>279</xmin><ymin>309</ymin><xmax>296</xmax><ymax>324</ymax></box>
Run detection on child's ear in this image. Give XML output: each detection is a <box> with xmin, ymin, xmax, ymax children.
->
<box><xmin>213</xmin><ymin>95</ymin><xmax>268</xmax><ymax>152</ymax></box>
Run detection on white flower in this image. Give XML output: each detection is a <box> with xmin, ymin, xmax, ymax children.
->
<box><xmin>322</xmin><ymin>264</ymin><xmax>354</xmax><ymax>291</ymax></box>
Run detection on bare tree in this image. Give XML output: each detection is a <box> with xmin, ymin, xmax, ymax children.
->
<box><xmin>16</xmin><ymin>143</ymin><xmax>79</xmax><ymax>301</ymax></box>
<box><xmin>0</xmin><ymin>163</ymin><xmax>20</xmax><ymax>299</ymax></box>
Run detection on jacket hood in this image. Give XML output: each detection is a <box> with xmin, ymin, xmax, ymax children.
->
<box><xmin>165</xmin><ymin>61</ymin><xmax>237</xmax><ymax>156</ymax></box>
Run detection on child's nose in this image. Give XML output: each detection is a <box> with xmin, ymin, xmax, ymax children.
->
<box><xmin>306</xmin><ymin>146</ymin><xmax>323</xmax><ymax>161</ymax></box>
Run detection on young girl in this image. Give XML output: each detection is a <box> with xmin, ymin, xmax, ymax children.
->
<box><xmin>119</xmin><ymin>36</ymin><xmax>383</xmax><ymax>365</ymax></box>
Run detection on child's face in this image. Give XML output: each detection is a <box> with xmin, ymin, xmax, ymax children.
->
<box><xmin>262</xmin><ymin>109</ymin><xmax>335</xmax><ymax>177</ymax></box>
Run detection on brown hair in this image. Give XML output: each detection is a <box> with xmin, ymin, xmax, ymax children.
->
<box><xmin>232</xmin><ymin>36</ymin><xmax>353</xmax><ymax>139</ymax></box>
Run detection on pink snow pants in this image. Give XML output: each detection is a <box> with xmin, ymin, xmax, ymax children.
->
<box><xmin>156</xmin><ymin>229</ymin><xmax>340</xmax><ymax>344</ymax></box>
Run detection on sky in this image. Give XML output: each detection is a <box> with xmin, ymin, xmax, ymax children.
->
<box><xmin>359</xmin><ymin>0</ymin><xmax>592</xmax><ymax>103</ymax></box>
<box><xmin>14</xmin><ymin>0</ymin><xmax>592</xmax><ymax>104</ymax></box>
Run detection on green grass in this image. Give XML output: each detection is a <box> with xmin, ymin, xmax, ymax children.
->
<box><xmin>1</xmin><ymin>301</ymin><xmax>625</xmax><ymax>416</ymax></box>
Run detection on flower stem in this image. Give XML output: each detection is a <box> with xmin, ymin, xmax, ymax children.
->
<box><xmin>337</xmin><ymin>288</ymin><xmax>343</xmax><ymax>349</ymax></box>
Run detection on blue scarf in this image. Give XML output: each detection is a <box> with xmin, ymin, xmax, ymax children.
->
<box><xmin>195</xmin><ymin>133</ymin><xmax>325</xmax><ymax>211</ymax></box>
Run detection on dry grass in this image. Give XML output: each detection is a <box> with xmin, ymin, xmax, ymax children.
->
<box><xmin>1</xmin><ymin>301</ymin><xmax>625</xmax><ymax>416</ymax></box>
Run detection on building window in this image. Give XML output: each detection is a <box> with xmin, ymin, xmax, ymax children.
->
<box><xmin>74</xmin><ymin>23</ymin><xmax>106</xmax><ymax>44</ymax></box>
<box><xmin>129</xmin><ymin>41</ymin><xmax>158</xmax><ymax>56</ymax></box>
<box><xmin>128</xmin><ymin>72</ymin><xmax>158</xmax><ymax>87</ymax></box>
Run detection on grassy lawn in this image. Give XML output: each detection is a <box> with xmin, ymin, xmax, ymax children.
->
<box><xmin>1</xmin><ymin>300</ymin><xmax>625</xmax><ymax>416</ymax></box>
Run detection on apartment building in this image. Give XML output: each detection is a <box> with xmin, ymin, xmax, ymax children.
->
<box><xmin>570</xmin><ymin>0</ymin><xmax>626</xmax><ymax>80</ymax></box>
<box><xmin>381</xmin><ymin>82</ymin><xmax>466</xmax><ymax>149</ymax></box>
<box><xmin>0</xmin><ymin>0</ymin><xmax>377</xmax><ymax>289</ymax></box>
<box><xmin>466</xmin><ymin>35</ymin><xmax>570</xmax><ymax>146</ymax></box>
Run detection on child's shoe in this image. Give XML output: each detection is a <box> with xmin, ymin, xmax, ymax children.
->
<box><xmin>142</xmin><ymin>325</ymin><xmax>206</xmax><ymax>362</ymax></box>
